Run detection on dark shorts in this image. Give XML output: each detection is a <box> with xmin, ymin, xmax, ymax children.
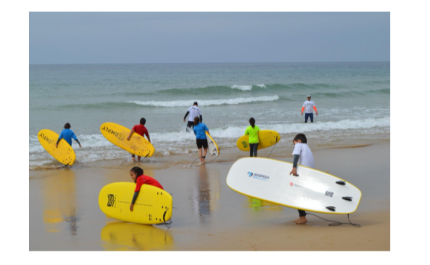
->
<box><xmin>187</xmin><ymin>121</ymin><xmax>194</xmax><ymax>128</ymax></box>
<box><xmin>196</xmin><ymin>138</ymin><xmax>208</xmax><ymax>149</ymax></box>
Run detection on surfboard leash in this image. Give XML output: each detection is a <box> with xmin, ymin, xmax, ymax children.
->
<box><xmin>305</xmin><ymin>212</ymin><xmax>361</xmax><ymax>227</ymax></box>
<box><xmin>266</xmin><ymin>142</ymin><xmax>278</xmax><ymax>158</ymax></box>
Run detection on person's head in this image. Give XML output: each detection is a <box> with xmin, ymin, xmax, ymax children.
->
<box><xmin>249</xmin><ymin>117</ymin><xmax>256</xmax><ymax>128</ymax></box>
<box><xmin>130</xmin><ymin>166</ymin><xmax>144</xmax><ymax>183</ymax></box>
<box><xmin>307</xmin><ymin>95</ymin><xmax>311</xmax><ymax>100</ymax></box>
<box><xmin>64</xmin><ymin>123</ymin><xmax>71</xmax><ymax>129</ymax></box>
<box><xmin>194</xmin><ymin>116</ymin><xmax>200</xmax><ymax>126</ymax></box>
<box><xmin>193</xmin><ymin>101</ymin><xmax>198</xmax><ymax>106</ymax></box>
<box><xmin>293</xmin><ymin>133</ymin><xmax>307</xmax><ymax>144</ymax></box>
<box><xmin>140</xmin><ymin>117</ymin><xmax>146</xmax><ymax>125</ymax></box>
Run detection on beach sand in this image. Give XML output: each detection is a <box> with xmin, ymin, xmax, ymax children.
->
<box><xmin>29</xmin><ymin>142</ymin><xmax>389</xmax><ymax>251</ymax></box>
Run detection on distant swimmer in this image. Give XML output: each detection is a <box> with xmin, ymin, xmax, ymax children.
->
<box><xmin>183</xmin><ymin>101</ymin><xmax>202</xmax><ymax>132</ymax></box>
<box><xmin>56</xmin><ymin>123</ymin><xmax>82</xmax><ymax>149</ymax></box>
<box><xmin>301</xmin><ymin>95</ymin><xmax>318</xmax><ymax>123</ymax></box>
<box><xmin>129</xmin><ymin>166</ymin><xmax>164</xmax><ymax>212</ymax></box>
<box><xmin>127</xmin><ymin>118</ymin><xmax>151</xmax><ymax>162</ymax></box>
<box><xmin>244</xmin><ymin>117</ymin><xmax>260</xmax><ymax>157</ymax></box>
<box><xmin>193</xmin><ymin>116</ymin><xmax>209</xmax><ymax>165</ymax></box>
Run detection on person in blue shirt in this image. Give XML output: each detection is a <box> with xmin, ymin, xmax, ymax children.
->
<box><xmin>193</xmin><ymin>116</ymin><xmax>209</xmax><ymax>165</ymax></box>
<box><xmin>56</xmin><ymin>123</ymin><xmax>82</xmax><ymax>148</ymax></box>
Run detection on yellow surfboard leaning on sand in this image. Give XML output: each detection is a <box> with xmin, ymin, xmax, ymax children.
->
<box><xmin>236</xmin><ymin>130</ymin><xmax>281</xmax><ymax>151</ymax></box>
<box><xmin>205</xmin><ymin>131</ymin><xmax>220</xmax><ymax>156</ymax></box>
<box><xmin>100</xmin><ymin>122</ymin><xmax>155</xmax><ymax>157</ymax></box>
<box><xmin>38</xmin><ymin>129</ymin><xmax>76</xmax><ymax>166</ymax></box>
<box><xmin>99</xmin><ymin>182</ymin><xmax>173</xmax><ymax>225</ymax></box>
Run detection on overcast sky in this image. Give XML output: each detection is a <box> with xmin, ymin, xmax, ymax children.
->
<box><xmin>29</xmin><ymin>12</ymin><xmax>390</xmax><ymax>64</ymax></box>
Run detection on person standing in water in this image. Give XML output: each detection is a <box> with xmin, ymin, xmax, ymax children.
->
<box><xmin>183</xmin><ymin>101</ymin><xmax>202</xmax><ymax>132</ymax></box>
<box><xmin>193</xmin><ymin>116</ymin><xmax>209</xmax><ymax>165</ymax></box>
<box><xmin>244</xmin><ymin>117</ymin><xmax>260</xmax><ymax>157</ymax></box>
<box><xmin>127</xmin><ymin>118</ymin><xmax>151</xmax><ymax>162</ymax></box>
<box><xmin>56</xmin><ymin>123</ymin><xmax>82</xmax><ymax>149</ymax></box>
<box><xmin>301</xmin><ymin>95</ymin><xmax>318</xmax><ymax>123</ymax></box>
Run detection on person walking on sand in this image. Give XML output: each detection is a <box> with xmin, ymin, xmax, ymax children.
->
<box><xmin>56</xmin><ymin>123</ymin><xmax>82</xmax><ymax>149</ymax></box>
<box><xmin>183</xmin><ymin>101</ymin><xmax>202</xmax><ymax>132</ymax></box>
<box><xmin>289</xmin><ymin>133</ymin><xmax>315</xmax><ymax>224</ymax></box>
<box><xmin>127</xmin><ymin>118</ymin><xmax>151</xmax><ymax>162</ymax></box>
<box><xmin>244</xmin><ymin>117</ymin><xmax>260</xmax><ymax>157</ymax></box>
<box><xmin>129</xmin><ymin>166</ymin><xmax>164</xmax><ymax>211</ymax></box>
<box><xmin>193</xmin><ymin>116</ymin><xmax>209</xmax><ymax>165</ymax></box>
<box><xmin>301</xmin><ymin>95</ymin><xmax>318</xmax><ymax>123</ymax></box>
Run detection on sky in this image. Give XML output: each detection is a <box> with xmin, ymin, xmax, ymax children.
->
<box><xmin>30</xmin><ymin>12</ymin><xmax>390</xmax><ymax>64</ymax></box>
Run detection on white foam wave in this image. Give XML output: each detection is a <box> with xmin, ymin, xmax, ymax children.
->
<box><xmin>255</xmin><ymin>84</ymin><xmax>266</xmax><ymax>88</ymax></box>
<box><xmin>231</xmin><ymin>85</ymin><xmax>252</xmax><ymax>91</ymax></box>
<box><xmin>128</xmin><ymin>95</ymin><xmax>279</xmax><ymax>107</ymax></box>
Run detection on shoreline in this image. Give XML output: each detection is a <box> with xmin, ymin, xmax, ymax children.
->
<box><xmin>30</xmin><ymin>141</ymin><xmax>390</xmax><ymax>251</ymax></box>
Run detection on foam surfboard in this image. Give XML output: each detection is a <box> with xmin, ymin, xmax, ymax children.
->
<box><xmin>38</xmin><ymin>129</ymin><xmax>76</xmax><ymax>166</ymax></box>
<box><xmin>100</xmin><ymin>122</ymin><xmax>154</xmax><ymax>157</ymax></box>
<box><xmin>236</xmin><ymin>130</ymin><xmax>281</xmax><ymax>151</ymax></box>
<box><xmin>101</xmin><ymin>222</ymin><xmax>174</xmax><ymax>250</ymax></box>
<box><xmin>226</xmin><ymin>158</ymin><xmax>362</xmax><ymax>214</ymax></box>
<box><xmin>205</xmin><ymin>132</ymin><xmax>220</xmax><ymax>157</ymax></box>
<box><xmin>99</xmin><ymin>182</ymin><xmax>172</xmax><ymax>225</ymax></box>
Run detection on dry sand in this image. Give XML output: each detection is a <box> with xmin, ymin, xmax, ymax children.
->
<box><xmin>29</xmin><ymin>142</ymin><xmax>389</xmax><ymax>251</ymax></box>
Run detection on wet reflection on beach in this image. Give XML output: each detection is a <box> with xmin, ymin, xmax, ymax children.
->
<box><xmin>100</xmin><ymin>222</ymin><xmax>174</xmax><ymax>251</ymax></box>
<box><xmin>41</xmin><ymin>168</ymin><xmax>78</xmax><ymax>235</ymax></box>
<box><xmin>190</xmin><ymin>165</ymin><xmax>221</xmax><ymax>219</ymax></box>
<box><xmin>247</xmin><ymin>197</ymin><xmax>284</xmax><ymax>213</ymax></box>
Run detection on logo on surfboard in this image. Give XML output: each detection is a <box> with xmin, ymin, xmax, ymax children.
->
<box><xmin>247</xmin><ymin>171</ymin><xmax>269</xmax><ymax>181</ymax></box>
<box><xmin>107</xmin><ymin>194</ymin><xmax>116</xmax><ymax>207</ymax></box>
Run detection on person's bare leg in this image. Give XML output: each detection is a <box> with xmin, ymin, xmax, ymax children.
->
<box><xmin>293</xmin><ymin>216</ymin><xmax>307</xmax><ymax>224</ymax></box>
<box><xmin>132</xmin><ymin>155</ymin><xmax>136</xmax><ymax>162</ymax></box>
<box><xmin>202</xmin><ymin>148</ymin><xmax>208</xmax><ymax>165</ymax></box>
<box><xmin>198</xmin><ymin>148</ymin><xmax>203</xmax><ymax>165</ymax></box>
<box><xmin>137</xmin><ymin>156</ymin><xmax>141</xmax><ymax>162</ymax></box>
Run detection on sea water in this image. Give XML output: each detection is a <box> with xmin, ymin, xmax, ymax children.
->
<box><xmin>29</xmin><ymin>62</ymin><xmax>390</xmax><ymax>169</ymax></box>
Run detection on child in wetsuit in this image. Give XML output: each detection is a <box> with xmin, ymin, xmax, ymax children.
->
<box><xmin>129</xmin><ymin>166</ymin><xmax>163</xmax><ymax>211</ymax></box>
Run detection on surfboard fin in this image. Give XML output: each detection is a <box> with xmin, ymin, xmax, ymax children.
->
<box><xmin>336</xmin><ymin>181</ymin><xmax>346</xmax><ymax>185</ymax></box>
<box><xmin>326</xmin><ymin>206</ymin><xmax>336</xmax><ymax>212</ymax></box>
<box><xmin>342</xmin><ymin>196</ymin><xmax>352</xmax><ymax>201</ymax></box>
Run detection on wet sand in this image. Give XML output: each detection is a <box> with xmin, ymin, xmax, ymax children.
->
<box><xmin>29</xmin><ymin>142</ymin><xmax>390</xmax><ymax>251</ymax></box>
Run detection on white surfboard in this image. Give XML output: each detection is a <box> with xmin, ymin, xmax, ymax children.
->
<box><xmin>206</xmin><ymin>132</ymin><xmax>219</xmax><ymax>157</ymax></box>
<box><xmin>226</xmin><ymin>158</ymin><xmax>362</xmax><ymax>215</ymax></box>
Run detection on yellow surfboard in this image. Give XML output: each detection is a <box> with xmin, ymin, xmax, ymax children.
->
<box><xmin>236</xmin><ymin>130</ymin><xmax>281</xmax><ymax>151</ymax></box>
<box><xmin>38</xmin><ymin>129</ymin><xmax>76</xmax><ymax>166</ymax></box>
<box><xmin>100</xmin><ymin>122</ymin><xmax>154</xmax><ymax>157</ymax></box>
<box><xmin>101</xmin><ymin>222</ymin><xmax>174</xmax><ymax>250</ymax></box>
<box><xmin>205</xmin><ymin>132</ymin><xmax>220</xmax><ymax>156</ymax></box>
<box><xmin>98</xmin><ymin>182</ymin><xmax>173</xmax><ymax>225</ymax></box>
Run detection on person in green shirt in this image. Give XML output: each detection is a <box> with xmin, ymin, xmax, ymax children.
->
<box><xmin>244</xmin><ymin>117</ymin><xmax>260</xmax><ymax>157</ymax></box>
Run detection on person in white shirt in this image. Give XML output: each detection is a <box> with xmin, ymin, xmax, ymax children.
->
<box><xmin>289</xmin><ymin>133</ymin><xmax>315</xmax><ymax>224</ymax></box>
<box><xmin>183</xmin><ymin>102</ymin><xmax>202</xmax><ymax>132</ymax></box>
<box><xmin>301</xmin><ymin>95</ymin><xmax>318</xmax><ymax>123</ymax></box>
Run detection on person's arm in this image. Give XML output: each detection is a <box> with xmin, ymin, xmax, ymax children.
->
<box><xmin>313</xmin><ymin>105</ymin><xmax>318</xmax><ymax>115</ymax></box>
<box><xmin>144</xmin><ymin>130</ymin><xmax>151</xmax><ymax>143</ymax></box>
<box><xmin>183</xmin><ymin>111</ymin><xmax>189</xmax><ymax>122</ymax></box>
<box><xmin>290</xmin><ymin>155</ymin><xmax>300</xmax><ymax>176</ymax></box>
<box><xmin>127</xmin><ymin>129</ymin><xmax>135</xmax><ymax>141</ymax></box>
<box><xmin>205</xmin><ymin>125</ymin><xmax>209</xmax><ymax>135</ymax></box>
<box><xmin>257</xmin><ymin>130</ymin><xmax>260</xmax><ymax>142</ymax></box>
<box><xmin>301</xmin><ymin>106</ymin><xmax>305</xmax><ymax>115</ymax></box>
<box><xmin>130</xmin><ymin>191</ymin><xmax>140</xmax><ymax>211</ymax></box>
<box><xmin>72</xmin><ymin>133</ymin><xmax>82</xmax><ymax>148</ymax></box>
<box><xmin>56</xmin><ymin>132</ymin><xmax>63</xmax><ymax>148</ymax></box>
<box><xmin>244</xmin><ymin>128</ymin><xmax>249</xmax><ymax>136</ymax></box>
<box><xmin>200</xmin><ymin>115</ymin><xmax>202</xmax><ymax>122</ymax></box>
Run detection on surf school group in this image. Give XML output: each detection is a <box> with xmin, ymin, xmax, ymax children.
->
<box><xmin>38</xmin><ymin>95</ymin><xmax>319</xmax><ymax>225</ymax></box>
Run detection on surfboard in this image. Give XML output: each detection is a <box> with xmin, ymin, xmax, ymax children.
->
<box><xmin>101</xmin><ymin>222</ymin><xmax>174</xmax><ymax>250</ymax></box>
<box><xmin>38</xmin><ymin>129</ymin><xmax>76</xmax><ymax>166</ymax></box>
<box><xmin>100</xmin><ymin>122</ymin><xmax>154</xmax><ymax>157</ymax></box>
<box><xmin>226</xmin><ymin>158</ymin><xmax>362</xmax><ymax>214</ymax></box>
<box><xmin>98</xmin><ymin>182</ymin><xmax>173</xmax><ymax>224</ymax></box>
<box><xmin>236</xmin><ymin>130</ymin><xmax>281</xmax><ymax>151</ymax></box>
<box><xmin>205</xmin><ymin>132</ymin><xmax>220</xmax><ymax>157</ymax></box>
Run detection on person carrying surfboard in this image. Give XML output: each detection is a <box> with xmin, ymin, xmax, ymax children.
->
<box><xmin>127</xmin><ymin>118</ymin><xmax>151</xmax><ymax>162</ymax></box>
<box><xmin>183</xmin><ymin>101</ymin><xmax>202</xmax><ymax>132</ymax></box>
<box><xmin>193</xmin><ymin>116</ymin><xmax>209</xmax><ymax>165</ymax></box>
<box><xmin>129</xmin><ymin>166</ymin><xmax>164</xmax><ymax>211</ymax></box>
<box><xmin>289</xmin><ymin>133</ymin><xmax>315</xmax><ymax>224</ymax></box>
<box><xmin>56</xmin><ymin>123</ymin><xmax>82</xmax><ymax>149</ymax></box>
<box><xmin>244</xmin><ymin>117</ymin><xmax>260</xmax><ymax>157</ymax></box>
<box><xmin>301</xmin><ymin>95</ymin><xmax>318</xmax><ymax>123</ymax></box>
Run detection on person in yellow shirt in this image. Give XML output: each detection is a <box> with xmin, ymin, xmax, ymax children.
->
<box><xmin>244</xmin><ymin>117</ymin><xmax>260</xmax><ymax>157</ymax></box>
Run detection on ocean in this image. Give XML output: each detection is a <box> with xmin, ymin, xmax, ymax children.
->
<box><xmin>29</xmin><ymin>62</ymin><xmax>390</xmax><ymax>170</ymax></box>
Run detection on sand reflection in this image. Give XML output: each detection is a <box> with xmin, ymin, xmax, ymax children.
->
<box><xmin>191</xmin><ymin>165</ymin><xmax>221</xmax><ymax>218</ymax></box>
<box><xmin>100</xmin><ymin>222</ymin><xmax>174</xmax><ymax>251</ymax></box>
